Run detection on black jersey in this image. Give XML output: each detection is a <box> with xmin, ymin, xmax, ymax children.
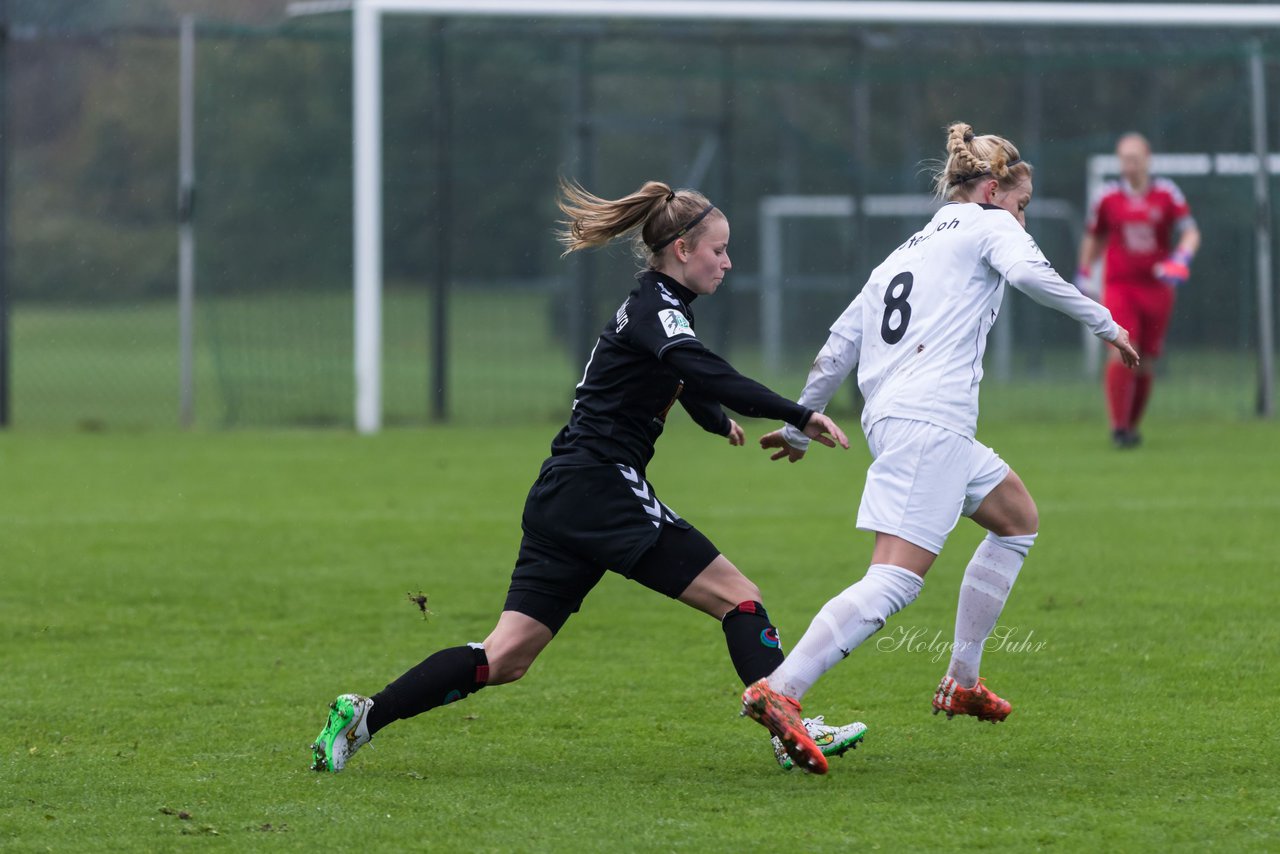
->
<box><xmin>543</xmin><ymin>270</ymin><xmax>812</xmax><ymax>476</ymax></box>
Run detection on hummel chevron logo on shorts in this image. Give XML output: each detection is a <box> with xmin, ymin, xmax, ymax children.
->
<box><xmin>617</xmin><ymin>464</ymin><xmax>680</xmax><ymax>528</ymax></box>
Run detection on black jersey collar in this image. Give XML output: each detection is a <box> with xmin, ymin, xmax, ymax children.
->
<box><xmin>637</xmin><ymin>269</ymin><xmax>698</xmax><ymax>304</ymax></box>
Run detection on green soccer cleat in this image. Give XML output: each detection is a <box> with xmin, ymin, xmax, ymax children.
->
<box><xmin>773</xmin><ymin>716</ymin><xmax>867</xmax><ymax>771</ymax></box>
<box><xmin>310</xmin><ymin>693</ymin><xmax>373</xmax><ymax>773</ymax></box>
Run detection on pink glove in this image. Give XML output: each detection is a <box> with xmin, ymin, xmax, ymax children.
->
<box><xmin>1154</xmin><ymin>249</ymin><xmax>1193</xmax><ymax>287</ymax></box>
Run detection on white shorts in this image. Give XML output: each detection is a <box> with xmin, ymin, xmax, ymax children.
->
<box><xmin>856</xmin><ymin>418</ymin><xmax>1010</xmax><ymax>555</ymax></box>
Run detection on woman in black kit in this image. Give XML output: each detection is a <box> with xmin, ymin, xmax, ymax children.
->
<box><xmin>310</xmin><ymin>180</ymin><xmax>853</xmax><ymax>775</ymax></box>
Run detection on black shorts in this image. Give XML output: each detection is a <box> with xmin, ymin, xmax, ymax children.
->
<box><xmin>504</xmin><ymin>462</ymin><xmax>721</xmax><ymax>634</ymax></box>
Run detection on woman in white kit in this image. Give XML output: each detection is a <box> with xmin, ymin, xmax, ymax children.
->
<box><xmin>739</xmin><ymin>122</ymin><xmax>1139</xmax><ymax>771</ymax></box>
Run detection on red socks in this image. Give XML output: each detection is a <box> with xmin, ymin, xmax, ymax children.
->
<box><xmin>1106</xmin><ymin>362</ymin><xmax>1154</xmax><ymax>433</ymax></box>
<box><xmin>1105</xmin><ymin>361</ymin><xmax>1134</xmax><ymax>431</ymax></box>
<box><xmin>1129</xmin><ymin>371</ymin><xmax>1153</xmax><ymax>429</ymax></box>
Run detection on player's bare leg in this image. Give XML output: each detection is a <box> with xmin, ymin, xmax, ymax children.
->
<box><xmin>480</xmin><ymin>611</ymin><xmax>555</xmax><ymax>684</ymax></box>
<box><xmin>679</xmin><ymin>556</ymin><xmax>790</xmax><ymax>691</ymax></box>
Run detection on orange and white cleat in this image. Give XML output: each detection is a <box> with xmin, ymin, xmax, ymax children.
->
<box><xmin>741</xmin><ymin>678</ymin><xmax>828</xmax><ymax>774</ymax></box>
<box><xmin>932</xmin><ymin>676</ymin><xmax>1011</xmax><ymax>723</ymax></box>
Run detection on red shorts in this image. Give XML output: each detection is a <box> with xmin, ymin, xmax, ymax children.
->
<box><xmin>1103</xmin><ymin>280</ymin><xmax>1176</xmax><ymax>359</ymax></box>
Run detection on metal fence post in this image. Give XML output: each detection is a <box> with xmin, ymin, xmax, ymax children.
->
<box><xmin>1250</xmin><ymin>41</ymin><xmax>1276</xmax><ymax>417</ymax></box>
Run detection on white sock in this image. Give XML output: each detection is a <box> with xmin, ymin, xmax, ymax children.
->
<box><xmin>946</xmin><ymin>531</ymin><xmax>1036</xmax><ymax>688</ymax></box>
<box><xmin>771</xmin><ymin>564</ymin><xmax>923</xmax><ymax>700</ymax></box>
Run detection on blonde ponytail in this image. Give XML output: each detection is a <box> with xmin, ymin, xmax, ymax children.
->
<box><xmin>932</xmin><ymin>122</ymin><xmax>1031</xmax><ymax>200</ymax></box>
<box><xmin>556</xmin><ymin>178</ymin><xmax>720</xmax><ymax>266</ymax></box>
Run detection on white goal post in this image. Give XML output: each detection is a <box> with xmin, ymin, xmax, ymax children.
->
<box><xmin>284</xmin><ymin>0</ymin><xmax>1280</xmax><ymax>431</ymax></box>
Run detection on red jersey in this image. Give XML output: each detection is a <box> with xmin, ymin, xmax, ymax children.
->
<box><xmin>1086</xmin><ymin>178</ymin><xmax>1193</xmax><ymax>287</ymax></box>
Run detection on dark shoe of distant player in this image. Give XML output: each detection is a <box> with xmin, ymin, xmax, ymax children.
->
<box><xmin>773</xmin><ymin>716</ymin><xmax>867</xmax><ymax>770</ymax></box>
<box><xmin>310</xmin><ymin>694</ymin><xmax>373</xmax><ymax>772</ymax></box>
<box><xmin>932</xmin><ymin>676</ymin><xmax>1011</xmax><ymax>723</ymax></box>
<box><xmin>742</xmin><ymin>678</ymin><xmax>828</xmax><ymax>774</ymax></box>
<box><xmin>1112</xmin><ymin>428</ymin><xmax>1141</xmax><ymax>449</ymax></box>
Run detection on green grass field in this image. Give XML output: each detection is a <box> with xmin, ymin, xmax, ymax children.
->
<box><xmin>2</xmin><ymin>418</ymin><xmax>1277</xmax><ymax>850</ymax></box>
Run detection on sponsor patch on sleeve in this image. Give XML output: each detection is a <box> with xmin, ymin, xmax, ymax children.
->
<box><xmin>658</xmin><ymin>308</ymin><xmax>695</xmax><ymax>338</ymax></box>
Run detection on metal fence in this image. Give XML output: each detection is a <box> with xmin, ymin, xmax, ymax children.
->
<box><xmin>5</xmin><ymin>6</ymin><xmax>1279</xmax><ymax>429</ymax></box>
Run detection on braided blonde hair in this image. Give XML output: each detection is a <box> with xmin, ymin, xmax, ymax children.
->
<box><xmin>556</xmin><ymin>178</ymin><xmax>721</xmax><ymax>266</ymax></box>
<box><xmin>932</xmin><ymin>122</ymin><xmax>1032</xmax><ymax>201</ymax></box>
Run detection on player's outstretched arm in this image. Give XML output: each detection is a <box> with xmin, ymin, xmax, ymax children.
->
<box><xmin>1010</xmin><ymin>259</ymin><xmax>1137</xmax><ymax>369</ymax></box>
<box><xmin>1006</xmin><ymin>260</ymin><xmax>1123</xmax><ymax>343</ymax></box>
<box><xmin>664</xmin><ymin>346</ymin><xmax>812</xmax><ymax>429</ymax></box>
<box><xmin>677</xmin><ymin>387</ymin><xmax>736</xmax><ymax>440</ymax></box>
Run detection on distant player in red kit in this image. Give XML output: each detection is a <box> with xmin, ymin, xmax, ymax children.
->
<box><xmin>1076</xmin><ymin>133</ymin><xmax>1201</xmax><ymax>448</ymax></box>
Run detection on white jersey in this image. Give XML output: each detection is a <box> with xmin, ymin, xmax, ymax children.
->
<box><xmin>783</xmin><ymin>202</ymin><xmax>1119</xmax><ymax>445</ymax></box>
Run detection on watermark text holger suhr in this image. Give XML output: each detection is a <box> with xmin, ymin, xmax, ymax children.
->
<box><xmin>875</xmin><ymin>626</ymin><xmax>1047</xmax><ymax>663</ymax></box>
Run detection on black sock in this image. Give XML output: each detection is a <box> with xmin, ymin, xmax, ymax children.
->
<box><xmin>366</xmin><ymin>644</ymin><xmax>489</xmax><ymax>735</ymax></box>
<box><xmin>721</xmin><ymin>600</ymin><xmax>785</xmax><ymax>685</ymax></box>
